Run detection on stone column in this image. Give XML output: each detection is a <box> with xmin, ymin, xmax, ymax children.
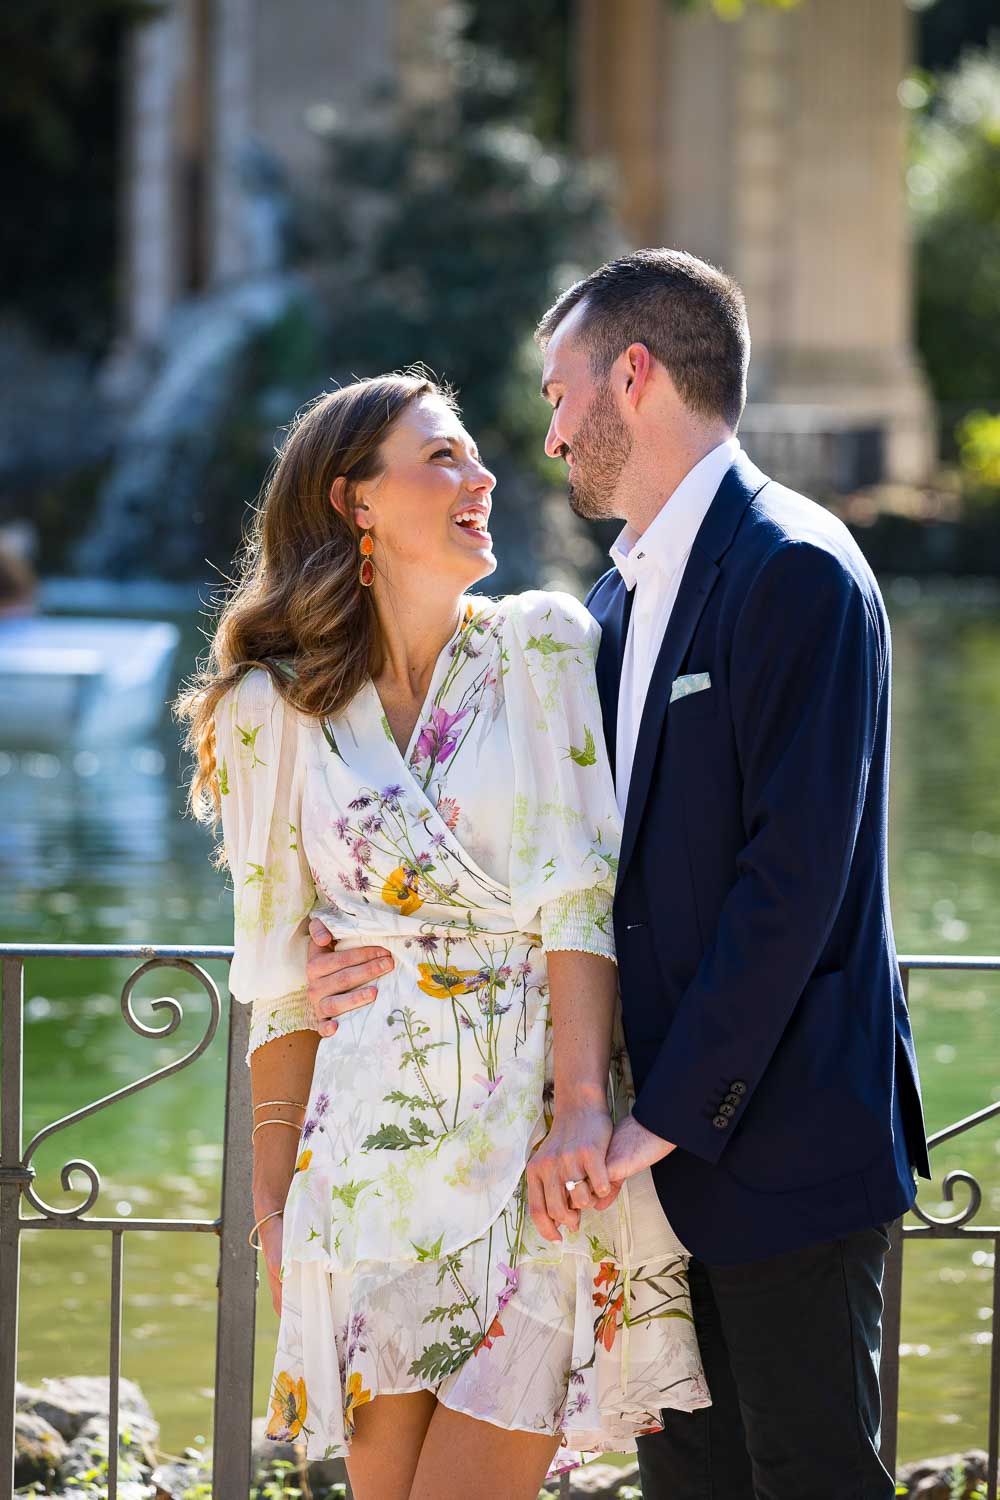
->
<box><xmin>751</xmin><ymin>0</ymin><xmax>933</xmax><ymax>483</ymax></box>
<box><xmin>207</xmin><ymin>0</ymin><xmax>254</xmax><ymax>284</ymax></box>
<box><xmin>121</xmin><ymin>3</ymin><xmax>186</xmax><ymax>344</ymax></box>
<box><xmin>248</xmin><ymin>0</ymin><xmax>395</xmax><ymax>199</ymax></box>
<box><xmin>575</xmin><ymin>0</ymin><xmax>667</xmax><ymax>246</ymax></box>
<box><xmin>571</xmin><ymin>0</ymin><xmax>935</xmax><ymax>485</ymax></box>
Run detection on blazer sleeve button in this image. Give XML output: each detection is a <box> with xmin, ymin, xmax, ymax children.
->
<box><xmin>719</xmin><ymin>1103</ymin><xmax>735</xmax><ymax>1117</ymax></box>
<box><xmin>723</xmin><ymin>1092</ymin><xmax>739</xmax><ymax>1106</ymax></box>
<box><xmin>731</xmin><ymin>1081</ymin><xmax>747</xmax><ymax>1095</ymax></box>
<box><xmin>712</xmin><ymin>1114</ymin><xmax>729</xmax><ymax>1129</ymax></box>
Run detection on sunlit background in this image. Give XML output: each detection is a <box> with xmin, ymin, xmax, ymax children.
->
<box><xmin>3</xmin><ymin>0</ymin><xmax>999</xmax><ymax>1476</ymax></box>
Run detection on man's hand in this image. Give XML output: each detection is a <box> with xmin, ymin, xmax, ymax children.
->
<box><xmin>526</xmin><ymin>1105</ymin><xmax>620</xmax><ymax>1243</ymax></box>
<box><xmin>606</xmin><ymin>1112</ymin><xmax>676</xmax><ymax>1184</ymax></box>
<box><xmin>306</xmin><ymin>918</ymin><xmax>394</xmax><ymax>1036</ymax></box>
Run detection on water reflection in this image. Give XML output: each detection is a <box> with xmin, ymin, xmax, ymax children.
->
<box><xmin>4</xmin><ymin>585</ymin><xmax>999</xmax><ymax>1462</ymax></box>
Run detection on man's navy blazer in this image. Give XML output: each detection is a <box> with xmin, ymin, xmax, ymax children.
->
<box><xmin>587</xmin><ymin>451</ymin><xmax>931</xmax><ymax>1265</ymax></box>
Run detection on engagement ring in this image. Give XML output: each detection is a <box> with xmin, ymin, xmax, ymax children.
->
<box><xmin>564</xmin><ymin>1179</ymin><xmax>580</xmax><ymax>1192</ymax></box>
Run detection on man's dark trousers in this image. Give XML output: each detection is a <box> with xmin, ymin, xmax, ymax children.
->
<box><xmin>636</xmin><ymin>1224</ymin><xmax>894</xmax><ymax>1500</ymax></box>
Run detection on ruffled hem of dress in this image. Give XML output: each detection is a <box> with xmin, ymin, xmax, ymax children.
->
<box><xmin>273</xmin><ymin>1384</ymin><xmax>671</xmax><ymax>1478</ymax></box>
<box><xmin>265</xmin><ymin>1244</ymin><xmax>711</xmax><ymax>1479</ymax></box>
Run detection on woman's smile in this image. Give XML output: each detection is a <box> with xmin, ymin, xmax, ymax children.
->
<box><xmin>450</xmin><ymin>501</ymin><xmax>492</xmax><ymax>548</ymax></box>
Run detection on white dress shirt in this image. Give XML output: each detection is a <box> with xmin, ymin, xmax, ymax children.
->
<box><xmin>611</xmin><ymin>437</ymin><xmax>741</xmax><ymax>815</ymax></box>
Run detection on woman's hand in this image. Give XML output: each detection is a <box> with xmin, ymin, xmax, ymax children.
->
<box><xmin>526</xmin><ymin>1104</ymin><xmax>621</xmax><ymax>1243</ymax></box>
<box><xmin>259</xmin><ymin>1212</ymin><xmax>285</xmax><ymax>1317</ymax></box>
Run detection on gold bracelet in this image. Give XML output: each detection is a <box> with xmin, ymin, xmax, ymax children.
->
<box><xmin>249</xmin><ymin>1208</ymin><xmax>283</xmax><ymax>1250</ymax></box>
<box><xmin>251</xmin><ymin>1118</ymin><xmax>303</xmax><ymax>1140</ymax></box>
<box><xmin>253</xmin><ymin>1099</ymin><xmax>307</xmax><ymax>1112</ymax></box>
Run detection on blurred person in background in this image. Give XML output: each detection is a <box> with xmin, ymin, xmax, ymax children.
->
<box><xmin>0</xmin><ymin>525</ymin><xmax>38</xmax><ymax>618</ymax></box>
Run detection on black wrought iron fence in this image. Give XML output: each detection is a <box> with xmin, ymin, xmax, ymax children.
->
<box><xmin>1</xmin><ymin>946</ymin><xmax>998</xmax><ymax>1500</ymax></box>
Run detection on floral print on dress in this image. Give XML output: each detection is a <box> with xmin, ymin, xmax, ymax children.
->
<box><xmin>213</xmin><ymin>591</ymin><xmax>710</xmax><ymax>1478</ymax></box>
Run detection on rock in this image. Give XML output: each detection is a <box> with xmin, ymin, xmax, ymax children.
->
<box><xmin>62</xmin><ymin>1412</ymin><xmax>157</xmax><ymax>1481</ymax></box>
<box><xmin>150</xmin><ymin>1455</ymin><xmax>213</xmax><ymax>1499</ymax></box>
<box><xmin>13</xmin><ymin>1409</ymin><xmax>67</xmax><ymax>1488</ymax></box>
<box><xmin>545</xmin><ymin>1460</ymin><xmax>641</xmax><ymax>1496</ymax></box>
<box><xmin>250</xmin><ymin>1413</ymin><xmax>307</xmax><ymax>1481</ymax></box>
<box><xmin>962</xmin><ymin>1450</ymin><xmax>989</xmax><ymax>1484</ymax></box>
<box><xmin>896</xmin><ymin>1450</ymin><xmax>991</xmax><ymax>1499</ymax></box>
<box><xmin>193</xmin><ymin>1420</ymin><xmax>347</xmax><ymax>1495</ymax></box>
<box><xmin>50</xmin><ymin>1487</ymin><xmax>154</xmax><ymax>1499</ymax></box>
<box><xmin>306</xmin><ymin>1452</ymin><xmax>350</xmax><ymax>1487</ymax></box>
<box><xmin>17</xmin><ymin>1374</ymin><xmax>158</xmax><ymax>1448</ymax></box>
<box><xmin>911</xmin><ymin>1478</ymin><xmax>950</xmax><ymax>1500</ymax></box>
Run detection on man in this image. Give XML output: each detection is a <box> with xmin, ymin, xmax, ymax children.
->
<box><xmin>530</xmin><ymin>248</ymin><xmax>930</xmax><ymax>1497</ymax></box>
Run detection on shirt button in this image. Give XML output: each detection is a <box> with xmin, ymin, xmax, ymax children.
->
<box><xmin>712</xmin><ymin>1115</ymin><xmax>729</xmax><ymax>1130</ymax></box>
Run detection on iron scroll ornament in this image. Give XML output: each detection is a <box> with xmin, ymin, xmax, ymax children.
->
<box><xmin>908</xmin><ymin>1095</ymin><xmax>1000</xmax><ymax>1231</ymax></box>
<box><xmin>21</xmin><ymin>957</ymin><xmax>221</xmax><ymax>1219</ymax></box>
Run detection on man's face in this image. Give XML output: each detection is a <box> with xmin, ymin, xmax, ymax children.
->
<box><xmin>541</xmin><ymin>302</ymin><xmax>632</xmax><ymax>522</ymax></box>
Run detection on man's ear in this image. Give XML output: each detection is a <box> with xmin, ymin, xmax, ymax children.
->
<box><xmin>622</xmin><ymin>342</ymin><xmax>652</xmax><ymax>407</ymax></box>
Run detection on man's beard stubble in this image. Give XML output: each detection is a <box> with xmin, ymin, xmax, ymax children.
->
<box><xmin>565</xmin><ymin>379</ymin><xmax>633</xmax><ymax>522</ymax></box>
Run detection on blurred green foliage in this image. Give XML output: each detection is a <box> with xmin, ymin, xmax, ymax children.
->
<box><xmin>908</xmin><ymin>45</ymin><xmax>1000</xmax><ymax>504</ymax></box>
<box><xmin>910</xmin><ymin>46</ymin><xmax>1000</xmax><ymax>404</ymax></box>
<box><xmin>314</xmin><ymin>22</ymin><xmax>611</xmax><ymax>473</ymax></box>
<box><xmin>669</xmin><ymin>0</ymin><xmax>801</xmax><ymax>14</ymax></box>
<box><xmin>956</xmin><ymin>411</ymin><xmax>1000</xmax><ymax>499</ymax></box>
<box><xmin>463</xmin><ymin>0</ymin><xmax>572</xmax><ymax>143</ymax></box>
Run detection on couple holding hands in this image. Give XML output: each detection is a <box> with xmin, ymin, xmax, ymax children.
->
<box><xmin>180</xmin><ymin>247</ymin><xmax>930</xmax><ymax>1500</ymax></box>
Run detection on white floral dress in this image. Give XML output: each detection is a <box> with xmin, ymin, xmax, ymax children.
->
<box><xmin>214</xmin><ymin>590</ymin><xmax>709</xmax><ymax>1477</ymax></box>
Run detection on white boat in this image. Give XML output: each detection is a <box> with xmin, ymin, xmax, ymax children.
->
<box><xmin>0</xmin><ymin>617</ymin><xmax>180</xmax><ymax>749</ymax></box>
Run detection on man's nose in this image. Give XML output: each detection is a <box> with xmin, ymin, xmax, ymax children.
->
<box><xmin>544</xmin><ymin>412</ymin><xmax>564</xmax><ymax>461</ymax></box>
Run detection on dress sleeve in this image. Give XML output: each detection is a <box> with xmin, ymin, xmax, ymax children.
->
<box><xmin>502</xmin><ymin>590</ymin><xmax>621</xmax><ymax>961</ymax></box>
<box><xmin>213</xmin><ymin>668</ymin><xmax>321</xmax><ymax>1065</ymax></box>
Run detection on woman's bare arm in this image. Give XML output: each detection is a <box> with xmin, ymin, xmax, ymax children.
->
<box><xmin>526</xmin><ymin>949</ymin><xmax>620</xmax><ymax>1243</ymax></box>
<box><xmin>249</xmin><ymin>1027</ymin><xmax>320</xmax><ymax>1315</ymax></box>
<box><xmin>250</xmin><ymin>1028</ymin><xmax>320</xmax><ymax>1214</ymax></box>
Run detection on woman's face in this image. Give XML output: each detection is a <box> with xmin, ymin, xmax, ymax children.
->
<box><xmin>348</xmin><ymin>395</ymin><xmax>497</xmax><ymax>592</ymax></box>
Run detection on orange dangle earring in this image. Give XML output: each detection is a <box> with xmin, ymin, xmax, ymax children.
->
<box><xmin>358</xmin><ymin>528</ymin><xmax>375</xmax><ymax>588</ymax></box>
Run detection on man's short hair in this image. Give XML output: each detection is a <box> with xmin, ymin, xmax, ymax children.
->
<box><xmin>536</xmin><ymin>248</ymin><xmax>750</xmax><ymax>430</ymax></box>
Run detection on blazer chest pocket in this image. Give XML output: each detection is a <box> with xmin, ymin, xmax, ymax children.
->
<box><xmin>668</xmin><ymin>671</ymin><xmax>717</xmax><ymax>720</ymax></box>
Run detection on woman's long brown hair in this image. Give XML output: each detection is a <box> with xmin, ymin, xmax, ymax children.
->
<box><xmin>173</xmin><ymin>371</ymin><xmax>458</xmax><ymax>839</ymax></box>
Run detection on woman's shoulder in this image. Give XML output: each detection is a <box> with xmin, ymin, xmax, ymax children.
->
<box><xmin>215</xmin><ymin>663</ymin><xmax>302</xmax><ymax>732</ymax></box>
<box><xmin>499</xmin><ymin>588</ymin><xmax>601</xmax><ymax>656</ymax></box>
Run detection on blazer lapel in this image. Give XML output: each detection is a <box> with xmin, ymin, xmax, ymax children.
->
<box><xmin>617</xmin><ymin>453</ymin><xmax>769</xmax><ymax>881</ymax></box>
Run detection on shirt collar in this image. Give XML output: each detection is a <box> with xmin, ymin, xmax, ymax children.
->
<box><xmin>610</xmin><ymin>436</ymin><xmax>741</xmax><ymax>591</ymax></box>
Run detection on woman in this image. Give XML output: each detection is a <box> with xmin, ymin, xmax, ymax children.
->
<box><xmin>177</xmin><ymin>371</ymin><xmax>708</xmax><ymax>1500</ymax></box>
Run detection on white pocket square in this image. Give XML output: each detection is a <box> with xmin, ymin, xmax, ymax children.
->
<box><xmin>670</xmin><ymin>671</ymin><xmax>711</xmax><ymax>704</ymax></box>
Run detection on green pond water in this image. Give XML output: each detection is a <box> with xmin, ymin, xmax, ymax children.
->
<box><xmin>4</xmin><ymin>580</ymin><xmax>999</xmax><ymax>1469</ymax></box>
